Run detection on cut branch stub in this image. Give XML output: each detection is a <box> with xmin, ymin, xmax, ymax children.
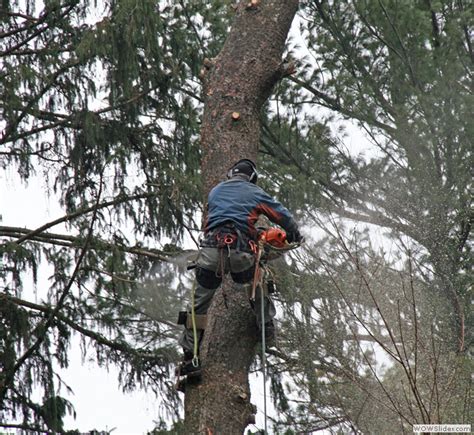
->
<box><xmin>246</xmin><ymin>0</ymin><xmax>260</xmax><ymax>9</ymax></box>
<box><xmin>231</xmin><ymin>111</ymin><xmax>241</xmax><ymax>121</ymax></box>
<box><xmin>282</xmin><ymin>60</ymin><xmax>297</xmax><ymax>76</ymax></box>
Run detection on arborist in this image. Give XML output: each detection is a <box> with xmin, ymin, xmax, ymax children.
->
<box><xmin>177</xmin><ymin>158</ymin><xmax>302</xmax><ymax>379</ymax></box>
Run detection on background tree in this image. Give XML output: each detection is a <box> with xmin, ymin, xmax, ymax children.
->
<box><xmin>265</xmin><ymin>224</ymin><xmax>472</xmax><ymax>433</ymax></box>
<box><xmin>292</xmin><ymin>0</ymin><xmax>472</xmax><ymax>351</ymax></box>
<box><xmin>254</xmin><ymin>0</ymin><xmax>472</xmax><ymax>431</ymax></box>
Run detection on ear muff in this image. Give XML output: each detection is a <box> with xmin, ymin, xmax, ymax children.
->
<box><xmin>248</xmin><ymin>169</ymin><xmax>257</xmax><ymax>183</ymax></box>
<box><xmin>227</xmin><ymin>159</ymin><xmax>258</xmax><ymax>183</ymax></box>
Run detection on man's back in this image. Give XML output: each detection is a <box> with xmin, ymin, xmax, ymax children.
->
<box><xmin>206</xmin><ymin>178</ymin><xmax>294</xmax><ymax>237</ymax></box>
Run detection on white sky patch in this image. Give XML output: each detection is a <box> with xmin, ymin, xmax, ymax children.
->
<box><xmin>61</xmin><ymin>344</ymin><xmax>161</xmax><ymax>434</ymax></box>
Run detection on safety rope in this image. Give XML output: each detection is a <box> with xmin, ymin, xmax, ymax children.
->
<box><xmin>190</xmin><ymin>278</ymin><xmax>200</xmax><ymax>367</ymax></box>
<box><xmin>254</xmin><ymin>238</ymin><xmax>301</xmax><ymax>434</ymax></box>
<box><xmin>260</xmin><ymin>280</ymin><xmax>268</xmax><ymax>435</ymax></box>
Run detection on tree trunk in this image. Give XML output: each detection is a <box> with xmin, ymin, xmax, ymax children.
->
<box><xmin>184</xmin><ymin>1</ymin><xmax>298</xmax><ymax>433</ymax></box>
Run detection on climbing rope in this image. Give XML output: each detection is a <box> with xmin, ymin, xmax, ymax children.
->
<box><xmin>255</xmin><ymin>238</ymin><xmax>301</xmax><ymax>434</ymax></box>
<box><xmin>260</xmin><ymin>280</ymin><xmax>268</xmax><ymax>435</ymax></box>
<box><xmin>190</xmin><ymin>278</ymin><xmax>200</xmax><ymax>367</ymax></box>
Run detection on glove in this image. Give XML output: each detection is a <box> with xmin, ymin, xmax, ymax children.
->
<box><xmin>286</xmin><ymin>228</ymin><xmax>303</xmax><ymax>244</ymax></box>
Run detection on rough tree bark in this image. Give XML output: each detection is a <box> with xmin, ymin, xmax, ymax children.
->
<box><xmin>184</xmin><ymin>1</ymin><xmax>299</xmax><ymax>433</ymax></box>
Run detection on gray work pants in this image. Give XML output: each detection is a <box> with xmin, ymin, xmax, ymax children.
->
<box><xmin>178</xmin><ymin>247</ymin><xmax>276</xmax><ymax>354</ymax></box>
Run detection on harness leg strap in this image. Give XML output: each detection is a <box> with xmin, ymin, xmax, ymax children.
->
<box><xmin>177</xmin><ymin>311</ymin><xmax>208</xmax><ymax>330</ymax></box>
<box><xmin>186</xmin><ymin>313</ymin><xmax>207</xmax><ymax>330</ymax></box>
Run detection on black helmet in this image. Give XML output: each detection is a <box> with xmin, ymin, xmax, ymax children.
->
<box><xmin>227</xmin><ymin>159</ymin><xmax>258</xmax><ymax>183</ymax></box>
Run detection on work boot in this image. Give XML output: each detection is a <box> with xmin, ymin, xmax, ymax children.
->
<box><xmin>177</xmin><ymin>359</ymin><xmax>201</xmax><ymax>376</ymax></box>
<box><xmin>175</xmin><ymin>352</ymin><xmax>202</xmax><ymax>392</ymax></box>
<box><xmin>175</xmin><ymin>361</ymin><xmax>201</xmax><ymax>393</ymax></box>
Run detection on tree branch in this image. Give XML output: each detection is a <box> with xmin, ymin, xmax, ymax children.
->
<box><xmin>1</xmin><ymin>226</ymin><xmax>173</xmax><ymax>262</ymax></box>
<box><xmin>11</xmin><ymin>191</ymin><xmax>156</xmax><ymax>245</ymax></box>
<box><xmin>1</xmin><ymin>293</ymin><xmax>173</xmax><ymax>360</ymax></box>
<box><xmin>289</xmin><ymin>76</ymin><xmax>397</xmax><ymax>135</ymax></box>
<box><xmin>0</xmin><ymin>422</ymin><xmax>53</xmax><ymax>434</ymax></box>
<box><xmin>0</xmin><ymin>2</ymin><xmax>77</xmax><ymax>57</ymax></box>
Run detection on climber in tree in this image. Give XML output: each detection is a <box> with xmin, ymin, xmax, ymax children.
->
<box><xmin>177</xmin><ymin>158</ymin><xmax>302</xmax><ymax>375</ymax></box>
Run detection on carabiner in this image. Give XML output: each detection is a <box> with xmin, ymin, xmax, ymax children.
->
<box><xmin>224</xmin><ymin>234</ymin><xmax>235</xmax><ymax>245</ymax></box>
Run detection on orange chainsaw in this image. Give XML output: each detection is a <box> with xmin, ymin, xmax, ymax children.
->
<box><xmin>258</xmin><ymin>227</ymin><xmax>287</xmax><ymax>248</ymax></box>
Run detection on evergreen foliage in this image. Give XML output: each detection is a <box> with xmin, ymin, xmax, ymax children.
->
<box><xmin>1</xmin><ymin>1</ymin><xmax>232</xmax><ymax>430</ymax></box>
<box><xmin>256</xmin><ymin>0</ymin><xmax>472</xmax><ymax>431</ymax></box>
<box><xmin>0</xmin><ymin>0</ymin><xmax>471</xmax><ymax>432</ymax></box>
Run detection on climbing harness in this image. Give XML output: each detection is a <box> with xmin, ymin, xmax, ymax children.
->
<box><xmin>176</xmin><ymin>225</ymin><xmax>301</xmax><ymax>399</ymax></box>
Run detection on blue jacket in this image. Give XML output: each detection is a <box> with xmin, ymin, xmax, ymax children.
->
<box><xmin>205</xmin><ymin>178</ymin><xmax>297</xmax><ymax>238</ymax></box>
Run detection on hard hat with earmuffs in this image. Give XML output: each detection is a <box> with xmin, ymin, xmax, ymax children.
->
<box><xmin>227</xmin><ymin>158</ymin><xmax>258</xmax><ymax>184</ymax></box>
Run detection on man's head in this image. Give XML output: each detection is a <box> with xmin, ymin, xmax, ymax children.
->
<box><xmin>227</xmin><ymin>159</ymin><xmax>258</xmax><ymax>183</ymax></box>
